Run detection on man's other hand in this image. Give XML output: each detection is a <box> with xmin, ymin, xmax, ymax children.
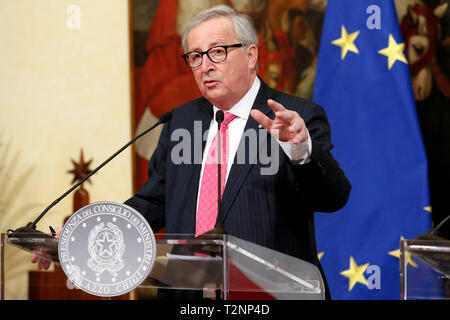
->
<box><xmin>30</xmin><ymin>227</ymin><xmax>61</xmax><ymax>270</ymax></box>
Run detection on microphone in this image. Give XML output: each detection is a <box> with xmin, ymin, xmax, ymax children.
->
<box><xmin>7</xmin><ymin>111</ymin><xmax>173</xmax><ymax>239</ymax></box>
<box><xmin>216</xmin><ymin>110</ymin><xmax>225</xmax><ymax>123</ymax></box>
<box><xmin>414</xmin><ymin>215</ymin><xmax>450</xmax><ymax>241</ymax></box>
<box><xmin>216</xmin><ymin>110</ymin><xmax>225</xmax><ymax>234</ymax></box>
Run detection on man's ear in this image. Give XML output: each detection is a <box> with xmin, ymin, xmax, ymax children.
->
<box><xmin>246</xmin><ymin>44</ymin><xmax>259</xmax><ymax>70</ymax></box>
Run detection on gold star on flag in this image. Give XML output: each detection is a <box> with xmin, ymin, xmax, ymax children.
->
<box><xmin>423</xmin><ymin>206</ymin><xmax>432</xmax><ymax>213</ymax></box>
<box><xmin>388</xmin><ymin>236</ymin><xmax>418</xmax><ymax>268</ymax></box>
<box><xmin>318</xmin><ymin>252</ymin><xmax>324</xmax><ymax>260</ymax></box>
<box><xmin>340</xmin><ymin>256</ymin><xmax>370</xmax><ymax>291</ymax></box>
<box><xmin>331</xmin><ymin>25</ymin><xmax>360</xmax><ymax>60</ymax></box>
<box><xmin>378</xmin><ymin>34</ymin><xmax>408</xmax><ymax>70</ymax></box>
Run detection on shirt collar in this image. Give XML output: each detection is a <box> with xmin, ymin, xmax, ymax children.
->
<box><xmin>213</xmin><ymin>76</ymin><xmax>261</xmax><ymax>121</ymax></box>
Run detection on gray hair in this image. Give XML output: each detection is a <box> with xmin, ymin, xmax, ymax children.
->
<box><xmin>181</xmin><ymin>5</ymin><xmax>258</xmax><ymax>52</ymax></box>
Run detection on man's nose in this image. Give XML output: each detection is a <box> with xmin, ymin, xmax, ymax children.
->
<box><xmin>201</xmin><ymin>53</ymin><xmax>215</xmax><ymax>72</ymax></box>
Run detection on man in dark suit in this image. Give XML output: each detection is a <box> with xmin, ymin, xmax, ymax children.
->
<box><xmin>125</xmin><ymin>5</ymin><xmax>351</xmax><ymax>299</ymax></box>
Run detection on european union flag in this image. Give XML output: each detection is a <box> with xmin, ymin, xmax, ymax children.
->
<box><xmin>313</xmin><ymin>1</ymin><xmax>432</xmax><ymax>299</ymax></box>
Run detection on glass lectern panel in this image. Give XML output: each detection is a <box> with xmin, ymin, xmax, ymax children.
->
<box><xmin>140</xmin><ymin>234</ymin><xmax>324</xmax><ymax>300</ymax></box>
<box><xmin>225</xmin><ymin>236</ymin><xmax>323</xmax><ymax>300</ymax></box>
<box><xmin>3</xmin><ymin>233</ymin><xmax>324</xmax><ymax>300</ymax></box>
<box><xmin>400</xmin><ymin>239</ymin><xmax>450</xmax><ymax>300</ymax></box>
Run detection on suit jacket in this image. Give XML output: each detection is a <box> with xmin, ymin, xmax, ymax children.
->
<box><xmin>125</xmin><ymin>79</ymin><xmax>351</xmax><ymax>295</ymax></box>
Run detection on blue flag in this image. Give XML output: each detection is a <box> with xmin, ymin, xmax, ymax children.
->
<box><xmin>313</xmin><ymin>1</ymin><xmax>433</xmax><ymax>299</ymax></box>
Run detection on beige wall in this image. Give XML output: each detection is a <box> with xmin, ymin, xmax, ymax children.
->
<box><xmin>0</xmin><ymin>0</ymin><xmax>133</xmax><ymax>299</ymax></box>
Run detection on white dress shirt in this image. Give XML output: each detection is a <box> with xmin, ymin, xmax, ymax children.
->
<box><xmin>196</xmin><ymin>77</ymin><xmax>312</xmax><ymax>213</ymax></box>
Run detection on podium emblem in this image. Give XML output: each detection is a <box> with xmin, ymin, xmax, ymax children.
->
<box><xmin>87</xmin><ymin>222</ymin><xmax>125</xmax><ymax>277</ymax></box>
<box><xmin>58</xmin><ymin>201</ymin><xmax>156</xmax><ymax>297</ymax></box>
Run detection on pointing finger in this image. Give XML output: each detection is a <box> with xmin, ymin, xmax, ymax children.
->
<box><xmin>250</xmin><ymin>109</ymin><xmax>272</xmax><ymax>131</ymax></box>
<box><xmin>267</xmin><ymin>99</ymin><xmax>286</xmax><ymax>113</ymax></box>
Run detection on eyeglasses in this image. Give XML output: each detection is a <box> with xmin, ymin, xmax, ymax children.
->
<box><xmin>182</xmin><ymin>43</ymin><xmax>243</xmax><ymax>68</ymax></box>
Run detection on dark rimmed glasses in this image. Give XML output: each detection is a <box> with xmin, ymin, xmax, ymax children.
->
<box><xmin>182</xmin><ymin>43</ymin><xmax>243</xmax><ymax>68</ymax></box>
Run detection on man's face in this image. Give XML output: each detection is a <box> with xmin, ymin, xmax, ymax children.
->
<box><xmin>186</xmin><ymin>17</ymin><xmax>257</xmax><ymax>109</ymax></box>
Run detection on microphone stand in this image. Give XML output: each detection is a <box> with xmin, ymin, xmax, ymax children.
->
<box><xmin>7</xmin><ymin>111</ymin><xmax>172</xmax><ymax>239</ymax></box>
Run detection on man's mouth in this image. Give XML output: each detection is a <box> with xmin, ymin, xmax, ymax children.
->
<box><xmin>204</xmin><ymin>79</ymin><xmax>218</xmax><ymax>88</ymax></box>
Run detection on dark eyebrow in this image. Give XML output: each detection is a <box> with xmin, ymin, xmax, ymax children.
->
<box><xmin>188</xmin><ymin>42</ymin><xmax>223</xmax><ymax>53</ymax></box>
<box><xmin>209</xmin><ymin>42</ymin><xmax>221</xmax><ymax>48</ymax></box>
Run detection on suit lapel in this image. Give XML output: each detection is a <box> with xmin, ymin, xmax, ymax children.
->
<box><xmin>197</xmin><ymin>99</ymin><xmax>214</xmax><ymax>152</ymax></box>
<box><xmin>185</xmin><ymin>99</ymin><xmax>213</xmax><ymax>233</ymax></box>
<box><xmin>221</xmin><ymin>79</ymin><xmax>276</xmax><ymax>221</ymax></box>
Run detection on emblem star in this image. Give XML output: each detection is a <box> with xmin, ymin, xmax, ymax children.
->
<box><xmin>378</xmin><ymin>34</ymin><xmax>408</xmax><ymax>70</ymax></box>
<box><xmin>96</xmin><ymin>231</ymin><xmax>115</xmax><ymax>257</ymax></box>
<box><xmin>388</xmin><ymin>236</ymin><xmax>418</xmax><ymax>268</ymax></box>
<box><xmin>318</xmin><ymin>252</ymin><xmax>324</xmax><ymax>260</ymax></box>
<box><xmin>331</xmin><ymin>25</ymin><xmax>360</xmax><ymax>60</ymax></box>
<box><xmin>340</xmin><ymin>256</ymin><xmax>370</xmax><ymax>291</ymax></box>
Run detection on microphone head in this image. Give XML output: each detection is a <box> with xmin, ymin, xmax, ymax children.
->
<box><xmin>159</xmin><ymin>111</ymin><xmax>173</xmax><ymax>123</ymax></box>
<box><xmin>216</xmin><ymin>110</ymin><xmax>224</xmax><ymax>124</ymax></box>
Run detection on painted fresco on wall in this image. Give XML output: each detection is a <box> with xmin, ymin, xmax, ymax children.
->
<box><xmin>395</xmin><ymin>0</ymin><xmax>450</xmax><ymax>231</ymax></box>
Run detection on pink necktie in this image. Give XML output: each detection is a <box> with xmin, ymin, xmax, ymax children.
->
<box><xmin>196</xmin><ymin>112</ymin><xmax>238</xmax><ymax>236</ymax></box>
